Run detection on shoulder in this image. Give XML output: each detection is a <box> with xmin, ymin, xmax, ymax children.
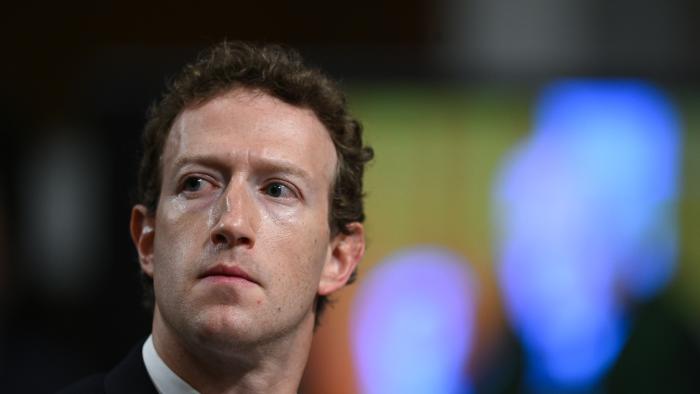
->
<box><xmin>55</xmin><ymin>374</ymin><xmax>106</xmax><ymax>394</ymax></box>
<box><xmin>56</xmin><ymin>339</ymin><xmax>157</xmax><ymax>394</ymax></box>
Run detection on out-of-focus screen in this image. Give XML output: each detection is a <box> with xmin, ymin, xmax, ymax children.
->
<box><xmin>2</xmin><ymin>1</ymin><xmax>700</xmax><ymax>393</ymax></box>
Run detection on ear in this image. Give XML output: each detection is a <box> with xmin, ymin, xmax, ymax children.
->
<box><xmin>130</xmin><ymin>204</ymin><xmax>156</xmax><ymax>278</ymax></box>
<box><xmin>318</xmin><ymin>222</ymin><xmax>365</xmax><ymax>296</ymax></box>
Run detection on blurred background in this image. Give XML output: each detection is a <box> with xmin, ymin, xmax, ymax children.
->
<box><xmin>2</xmin><ymin>1</ymin><xmax>700</xmax><ymax>393</ymax></box>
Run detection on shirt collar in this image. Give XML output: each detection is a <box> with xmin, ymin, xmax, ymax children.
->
<box><xmin>142</xmin><ymin>334</ymin><xmax>199</xmax><ymax>394</ymax></box>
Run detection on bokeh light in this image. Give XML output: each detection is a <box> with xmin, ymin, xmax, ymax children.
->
<box><xmin>494</xmin><ymin>80</ymin><xmax>681</xmax><ymax>391</ymax></box>
<box><xmin>351</xmin><ymin>247</ymin><xmax>477</xmax><ymax>394</ymax></box>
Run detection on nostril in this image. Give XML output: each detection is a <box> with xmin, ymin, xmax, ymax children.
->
<box><xmin>211</xmin><ymin>231</ymin><xmax>253</xmax><ymax>248</ymax></box>
<box><xmin>212</xmin><ymin>232</ymin><xmax>229</xmax><ymax>245</ymax></box>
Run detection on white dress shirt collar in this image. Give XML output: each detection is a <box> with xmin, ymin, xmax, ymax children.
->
<box><xmin>142</xmin><ymin>334</ymin><xmax>199</xmax><ymax>394</ymax></box>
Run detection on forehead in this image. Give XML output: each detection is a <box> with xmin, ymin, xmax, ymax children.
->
<box><xmin>162</xmin><ymin>89</ymin><xmax>337</xmax><ymax>183</ymax></box>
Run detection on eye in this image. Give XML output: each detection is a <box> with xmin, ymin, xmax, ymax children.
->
<box><xmin>264</xmin><ymin>182</ymin><xmax>294</xmax><ymax>198</ymax></box>
<box><xmin>183</xmin><ymin>176</ymin><xmax>205</xmax><ymax>192</ymax></box>
<box><xmin>179</xmin><ymin>175</ymin><xmax>216</xmax><ymax>197</ymax></box>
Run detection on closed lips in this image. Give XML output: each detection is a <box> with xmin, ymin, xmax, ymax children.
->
<box><xmin>200</xmin><ymin>265</ymin><xmax>258</xmax><ymax>284</ymax></box>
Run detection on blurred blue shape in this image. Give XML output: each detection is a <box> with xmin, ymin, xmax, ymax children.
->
<box><xmin>494</xmin><ymin>80</ymin><xmax>681</xmax><ymax>391</ymax></box>
<box><xmin>351</xmin><ymin>247</ymin><xmax>476</xmax><ymax>394</ymax></box>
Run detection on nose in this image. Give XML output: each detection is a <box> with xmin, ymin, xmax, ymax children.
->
<box><xmin>210</xmin><ymin>180</ymin><xmax>258</xmax><ymax>249</ymax></box>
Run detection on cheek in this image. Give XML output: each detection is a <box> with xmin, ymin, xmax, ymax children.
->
<box><xmin>153</xmin><ymin>201</ymin><xmax>210</xmax><ymax>282</ymax></box>
<box><xmin>260</xmin><ymin>200</ymin><xmax>301</xmax><ymax>227</ymax></box>
<box><xmin>280</xmin><ymin>220</ymin><xmax>330</xmax><ymax>283</ymax></box>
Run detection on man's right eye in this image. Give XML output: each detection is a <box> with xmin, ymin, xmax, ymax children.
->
<box><xmin>182</xmin><ymin>177</ymin><xmax>206</xmax><ymax>192</ymax></box>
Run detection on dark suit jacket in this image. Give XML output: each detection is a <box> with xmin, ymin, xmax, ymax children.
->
<box><xmin>57</xmin><ymin>342</ymin><xmax>158</xmax><ymax>394</ymax></box>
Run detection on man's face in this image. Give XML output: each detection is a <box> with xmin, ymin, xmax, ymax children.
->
<box><xmin>133</xmin><ymin>88</ymin><xmax>360</xmax><ymax>350</ymax></box>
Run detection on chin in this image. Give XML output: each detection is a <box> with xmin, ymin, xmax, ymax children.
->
<box><xmin>192</xmin><ymin>306</ymin><xmax>261</xmax><ymax>347</ymax></box>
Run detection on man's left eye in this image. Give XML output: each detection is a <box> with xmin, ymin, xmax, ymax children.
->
<box><xmin>264</xmin><ymin>182</ymin><xmax>293</xmax><ymax>198</ymax></box>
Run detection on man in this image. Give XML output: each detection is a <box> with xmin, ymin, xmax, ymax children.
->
<box><xmin>60</xmin><ymin>41</ymin><xmax>373</xmax><ymax>394</ymax></box>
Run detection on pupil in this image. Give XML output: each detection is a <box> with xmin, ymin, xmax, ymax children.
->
<box><xmin>186</xmin><ymin>178</ymin><xmax>200</xmax><ymax>190</ymax></box>
<box><xmin>269</xmin><ymin>184</ymin><xmax>283</xmax><ymax>197</ymax></box>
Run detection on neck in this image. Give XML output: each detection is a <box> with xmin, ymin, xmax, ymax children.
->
<box><xmin>151</xmin><ymin>307</ymin><xmax>314</xmax><ymax>394</ymax></box>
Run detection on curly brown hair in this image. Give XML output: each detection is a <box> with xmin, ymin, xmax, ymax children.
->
<box><xmin>136</xmin><ymin>41</ymin><xmax>373</xmax><ymax>325</ymax></box>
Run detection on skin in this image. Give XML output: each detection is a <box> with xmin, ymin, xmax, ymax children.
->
<box><xmin>130</xmin><ymin>88</ymin><xmax>365</xmax><ymax>394</ymax></box>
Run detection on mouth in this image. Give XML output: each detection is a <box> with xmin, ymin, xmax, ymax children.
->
<box><xmin>199</xmin><ymin>264</ymin><xmax>259</xmax><ymax>286</ymax></box>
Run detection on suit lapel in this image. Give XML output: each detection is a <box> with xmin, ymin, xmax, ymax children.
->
<box><xmin>104</xmin><ymin>341</ymin><xmax>158</xmax><ymax>394</ymax></box>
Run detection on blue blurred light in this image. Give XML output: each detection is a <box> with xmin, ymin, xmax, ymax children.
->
<box><xmin>351</xmin><ymin>247</ymin><xmax>476</xmax><ymax>394</ymax></box>
<box><xmin>494</xmin><ymin>80</ymin><xmax>681</xmax><ymax>391</ymax></box>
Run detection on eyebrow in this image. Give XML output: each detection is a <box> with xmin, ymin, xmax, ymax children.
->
<box><xmin>171</xmin><ymin>154</ymin><xmax>313</xmax><ymax>181</ymax></box>
<box><xmin>171</xmin><ymin>154</ymin><xmax>227</xmax><ymax>175</ymax></box>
